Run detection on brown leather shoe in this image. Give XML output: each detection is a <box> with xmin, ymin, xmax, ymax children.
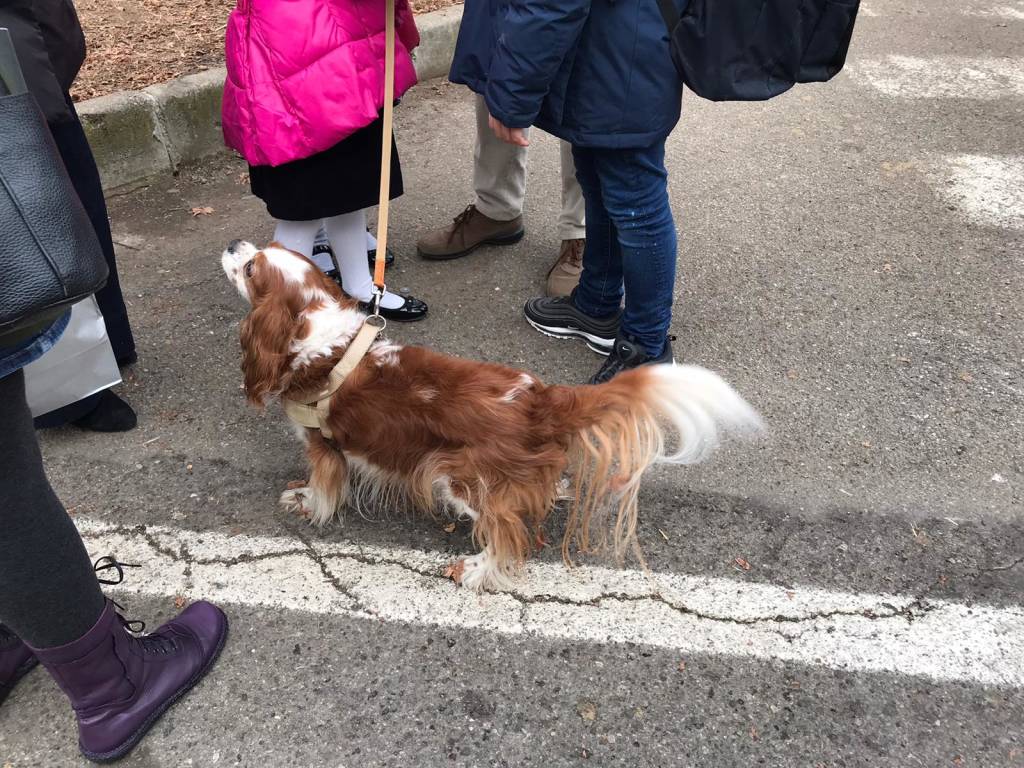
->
<box><xmin>545</xmin><ymin>238</ymin><xmax>585</xmax><ymax>297</ymax></box>
<box><xmin>417</xmin><ymin>205</ymin><xmax>524</xmax><ymax>260</ymax></box>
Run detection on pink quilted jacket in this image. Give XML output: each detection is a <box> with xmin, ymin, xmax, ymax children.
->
<box><xmin>222</xmin><ymin>0</ymin><xmax>420</xmax><ymax>167</ymax></box>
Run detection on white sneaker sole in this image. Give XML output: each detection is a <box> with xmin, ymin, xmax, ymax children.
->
<box><xmin>525</xmin><ymin>317</ymin><xmax>614</xmax><ymax>356</ymax></box>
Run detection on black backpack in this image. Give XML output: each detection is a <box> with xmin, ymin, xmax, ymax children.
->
<box><xmin>656</xmin><ymin>0</ymin><xmax>860</xmax><ymax>101</ymax></box>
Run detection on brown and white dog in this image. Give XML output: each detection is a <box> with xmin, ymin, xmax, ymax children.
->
<box><xmin>222</xmin><ymin>240</ymin><xmax>762</xmax><ymax>591</ymax></box>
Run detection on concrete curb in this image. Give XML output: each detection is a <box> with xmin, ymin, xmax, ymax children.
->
<box><xmin>80</xmin><ymin>4</ymin><xmax>464</xmax><ymax>190</ymax></box>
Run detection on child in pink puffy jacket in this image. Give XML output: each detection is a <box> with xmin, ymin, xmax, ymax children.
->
<box><xmin>222</xmin><ymin>0</ymin><xmax>428</xmax><ymax>321</ymax></box>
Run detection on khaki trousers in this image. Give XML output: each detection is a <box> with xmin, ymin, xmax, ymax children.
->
<box><xmin>472</xmin><ymin>95</ymin><xmax>586</xmax><ymax>241</ymax></box>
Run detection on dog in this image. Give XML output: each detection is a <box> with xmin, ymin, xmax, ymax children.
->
<box><xmin>222</xmin><ymin>240</ymin><xmax>762</xmax><ymax>591</ymax></box>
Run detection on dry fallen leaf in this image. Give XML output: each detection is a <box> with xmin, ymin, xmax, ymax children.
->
<box><xmin>734</xmin><ymin>557</ymin><xmax>752</xmax><ymax>571</ymax></box>
<box><xmin>911</xmin><ymin>524</ymin><xmax>928</xmax><ymax>545</ymax></box>
<box><xmin>190</xmin><ymin>206</ymin><xmax>214</xmax><ymax>217</ymax></box>
<box><xmin>174</xmin><ymin>595</ymin><xmax>187</xmax><ymax>609</ymax></box>
<box><xmin>576</xmin><ymin>700</ymin><xmax>597</xmax><ymax>722</ymax></box>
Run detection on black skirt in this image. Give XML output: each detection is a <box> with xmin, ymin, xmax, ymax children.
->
<box><xmin>249</xmin><ymin>116</ymin><xmax>403</xmax><ymax>221</ymax></box>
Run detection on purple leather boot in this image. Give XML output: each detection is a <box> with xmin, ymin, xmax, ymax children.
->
<box><xmin>31</xmin><ymin>599</ymin><xmax>228</xmax><ymax>763</ymax></box>
<box><xmin>0</xmin><ymin>624</ymin><xmax>38</xmax><ymax>706</ymax></box>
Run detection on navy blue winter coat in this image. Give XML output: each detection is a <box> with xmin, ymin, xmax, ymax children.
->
<box><xmin>449</xmin><ymin>0</ymin><xmax>684</xmax><ymax>149</ymax></box>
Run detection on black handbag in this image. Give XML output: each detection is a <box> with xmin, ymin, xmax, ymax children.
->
<box><xmin>657</xmin><ymin>0</ymin><xmax>860</xmax><ymax>102</ymax></box>
<box><xmin>0</xmin><ymin>27</ymin><xmax>107</xmax><ymax>348</ymax></box>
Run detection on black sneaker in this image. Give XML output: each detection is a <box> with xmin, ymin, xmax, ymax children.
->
<box><xmin>589</xmin><ymin>336</ymin><xmax>674</xmax><ymax>385</ymax></box>
<box><xmin>523</xmin><ymin>296</ymin><xmax>621</xmax><ymax>355</ymax></box>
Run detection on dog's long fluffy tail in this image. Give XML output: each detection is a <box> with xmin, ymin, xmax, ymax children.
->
<box><xmin>555</xmin><ymin>364</ymin><xmax>763</xmax><ymax>564</ymax></box>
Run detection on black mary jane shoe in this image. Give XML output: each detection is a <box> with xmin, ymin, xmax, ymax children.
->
<box><xmin>358</xmin><ymin>295</ymin><xmax>428</xmax><ymax>323</ymax></box>
<box><xmin>312</xmin><ymin>237</ymin><xmax>395</xmax><ymax>273</ymax></box>
<box><xmin>367</xmin><ymin>244</ymin><xmax>396</xmax><ymax>269</ymax></box>
<box><xmin>367</xmin><ymin>228</ymin><xmax>396</xmax><ymax>268</ymax></box>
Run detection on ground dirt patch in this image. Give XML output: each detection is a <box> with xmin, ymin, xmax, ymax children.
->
<box><xmin>72</xmin><ymin>0</ymin><xmax>462</xmax><ymax>101</ymax></box>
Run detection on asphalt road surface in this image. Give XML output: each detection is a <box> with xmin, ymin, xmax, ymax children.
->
<box><xmin>2</xmin><ymin>0</ymin><xmax>1022</xmax><ymax>765</ymax></box>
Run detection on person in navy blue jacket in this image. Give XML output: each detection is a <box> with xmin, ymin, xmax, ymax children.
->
<box><xmin>450</xmin><ymin>0</ymin><xmax>685</xmax><ymax>383</ymax></box>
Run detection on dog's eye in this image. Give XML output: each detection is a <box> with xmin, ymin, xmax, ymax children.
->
<box><xmin>243</xmin><ymin>260</ymin><xmax>255</xmax><ymax>278</ymax></box>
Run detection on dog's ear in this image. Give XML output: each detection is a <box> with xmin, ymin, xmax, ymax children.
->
<box><xmin>239</xmin><ymin>294</ymin><xmax>299</xmax><ymax>406</ymax></box>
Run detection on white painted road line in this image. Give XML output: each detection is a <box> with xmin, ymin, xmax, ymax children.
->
<box><xmin>76</xmin><ymin>519</ymin><xmax>1024</xmax><ymax>688</ymax></box>
<box><xmin>970</xmin><ymin>1</ymin><xmax>1024</xmax><ymax>19</ymax></box>
<box><xmin>935</xmin><ymin>155</ymin><xmax>1024</xmax><ymax>230</ymax></box>
<box><xmin>850</xmin><ymin>56</ymin><xmax>1024</xmax><ymax>99</ymax></box>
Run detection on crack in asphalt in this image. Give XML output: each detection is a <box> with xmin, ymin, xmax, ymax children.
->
<box><xmin>79</xmin><ymin>523</ymin><xmax>946</xmax><ymax>632</ymax></box>
<box><xmin>985</xmin><ymin>554</ymin><xmax>1024</xmax><ymax>573</ymax></box>
<box><xmin>290</xmin><ymin>527</ymin><xmax>367</xmax><ymax>613</ymax></box>
<box><xmin>83</xmin><ymin>523</ymin><xmax>311</xmax><ymax>566</ymax></box>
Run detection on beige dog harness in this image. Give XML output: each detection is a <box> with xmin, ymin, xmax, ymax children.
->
<box><xmin>281</xmin><ymin>316</ymin><xmax>385</xmax><ymax>441</ymax></box>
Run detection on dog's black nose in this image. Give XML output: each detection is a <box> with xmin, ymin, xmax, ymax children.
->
<box><xmin>226</xmin><ymin>239</ymin><xmax>243</xmax><ymax>253</ymax></box>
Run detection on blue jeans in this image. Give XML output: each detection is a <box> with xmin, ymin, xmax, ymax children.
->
<box><xmin>571</xmin><ymin>141</ymin><xmax>677</xmax><ymax>357</ymax></box>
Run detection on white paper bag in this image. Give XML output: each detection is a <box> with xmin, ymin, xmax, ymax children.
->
<box><xmin>23</xmin><ymin>296</ymin><xmax>121</xmax><ymax>417</ymax></box>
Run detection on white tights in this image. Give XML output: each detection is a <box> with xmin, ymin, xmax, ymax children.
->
<box><xmin>273</xmin><ymin>211</ymin><xmax>402</xmax><ymax>310</ymax></box>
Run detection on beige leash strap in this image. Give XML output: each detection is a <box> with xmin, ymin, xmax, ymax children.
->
<box><xmin>282</xmin><ymin>316</ymin><xmax>385</xmax><ymax>440</ymax></box>
<box><xmin>283</xmin><ymin>3</ymin><xmax>394</xmax><ymax>437</ymax></box>
<box><xmin>371</xmin><ymin>0</ymin><xmax>396</xmax><ymax>310</ymax></box>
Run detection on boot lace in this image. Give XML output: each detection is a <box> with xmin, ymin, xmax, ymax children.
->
<box><xmin>93</xmin><ymin>556</ymin><xmax>179</xmax><ymax>655</ymax></box>
<box><xmin>448</xmin><ymin>205</ymin><xmax>477</xmax><ymax>243</ymax></box>
<box><xmin>561</xmin><ymin>239</ymin><xmax>584</xmax><ymax>270</ymax></box>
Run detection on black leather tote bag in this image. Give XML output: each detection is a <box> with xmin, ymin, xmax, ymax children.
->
<box><xmin>0</xmin><ymin>27</ymin><xmax>107</xmax><ymax>347</ymax></box>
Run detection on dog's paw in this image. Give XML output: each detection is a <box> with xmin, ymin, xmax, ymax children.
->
<box><xmin>279</xmin><ymin>487</ymin><xmax>312</xmax><ymax>519</ymax></box>
<box><xmin>443</xmin><ymin>560</ymin><xmax>466</xmax><ymax>584</ymax></box>
<box><xmin>449</xmin><ymin>552</ymin><xmax>503</xmax><ymax>592</ymax></box>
